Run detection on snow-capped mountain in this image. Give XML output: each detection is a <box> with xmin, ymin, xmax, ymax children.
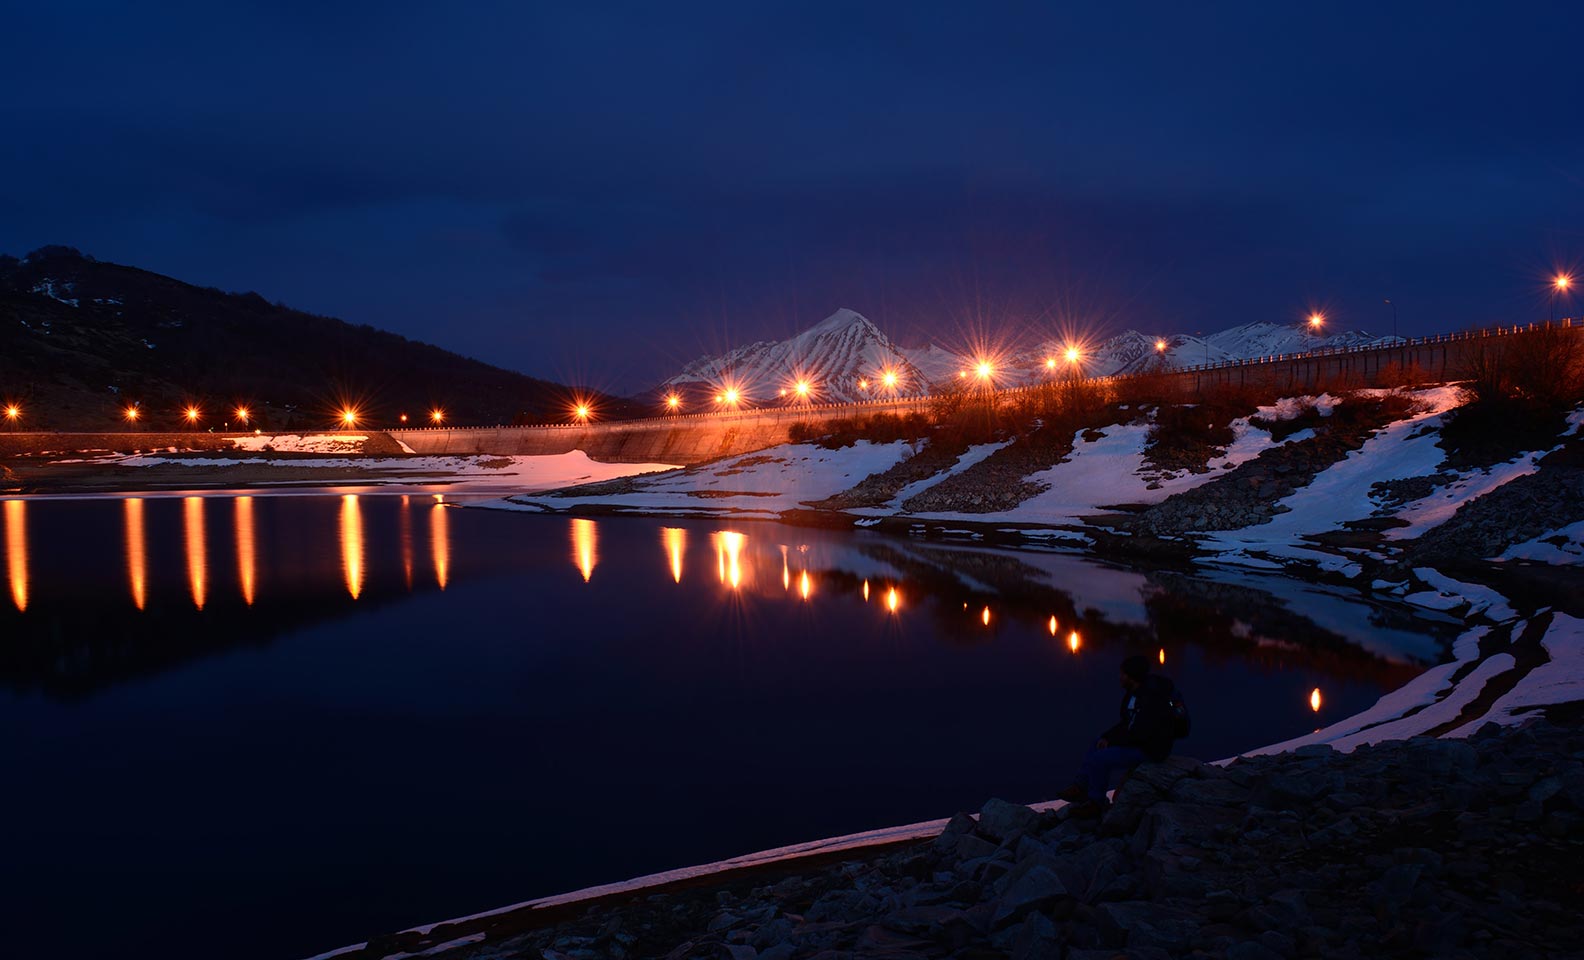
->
<box><xmin>663</xmin><ymin>308</ymin><xmax>930</xmax><ymax>404</ymax></box>
<box><xmin>662</xmin><ymin>314</ymin><xmax>1394</xmax><ymax>402</ymax></box>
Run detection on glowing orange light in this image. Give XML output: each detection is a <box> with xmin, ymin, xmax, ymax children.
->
<box><xmin>976</xmin><ymin>361</ymin><xmax>992</xmax><ymax>379</ymax></box>
<box><xmin>794</xmin><ymin>379</ymin><xmax>811</xmax><ymax>397</ymax></box>
<box><xmin>1158</xmin><ymin>647</ymin><xmax>1166</xmax><ymax>665</ymax></box>
<box><xmin>1310</xmin><ymin>687</ymin><xmax>1323</xmax><ymax>712</ymax></box>
<box><xmin>714</xmin><ymin>530</ymin><xmax>746</xmax><ymax>589</ymax></box>
<box><xmin>432</xmin><ymin>499</ymin><xmax>450</xmax><ymax>589</ymax></box>
<box><xmin>863</xmin><ymin>579</ymin><xmax>870</xmax><ymax>602</ymax></box>
<box><xmin>1045</xmin><ymin>358</ymin><xmax>1056</xmax><ymax>370</ymax></box>
<box><xmin>858</xmin><ymin>378</ymin><xmax>870</xmax><ymax>390</ymax></box>
<box><xmin>3</xmin><ymin>405</ymin><xmax>19</xmax><ymax>421</ymax></box>
<box><xmin>957</xmin><ymin>370</ymin><xmax>967</xmax><ymax>379</ymax></box>
<box><xmin>1067</xmin><ymin>630</ymin><xmax>1081</xmax><ymax>653</ymax></box>
<box><xmin>665</xmin><ymin>393</ymin><xmax>681</xmax><ymax>411</ymax></box>
<box><xmin>882</xmin><ymin>370</ymin><xmax>898</xmax><ymax>388</ymax></box>
<box><xmin>662</xmin><ymin>527</ymin><xmax>686</xmax><ymax>584</ymax></box>
<box><xmin>571</xmin><ymin>518</ymin><xmax>598</xmax><ymax>582</ymax></box>
<box><xmin>4</xmin><ymin>499</ymin><xmax>28</xmax><ymax>612</ymax></box>
<box><xmin>799</xmin><ymin>570</ymin><xmax>812</xmax><ymax>600</ymax></box>
<box><xmin>341</xmin><ymin>494</ymin><xmax>364</xmax><ymax>599</ymax></box>
<box><xmin>184</xmin><ymin>496</ymin><xmax>206</xmax><ymax>610</ymax></box>
<box><xmin>123</xmin><ymin>497</ymin><xmax>146</xmax><ymax>610</ymax></box>
<box><xmin>723</xmin><ymin>388</ymin><xmax>740</xmax><ymax>405</ymax></box>
<box><xmin>1048</xmin><ymin>615</ymin><xmax>1058</xmax><ymax>636</ymax></box>
<box><xmin>124</xmin><ymin>405</ymin><xmax>141</xmax><ymax>422</ymax></box>
<box><xmin>431</xmin><ymin>409</ymin><xmax>444</xmax><ymax>424</ymax></box>
<box><xmin>981</xmin><ymin>605</ymin><xmax>992</xmax><ymax>626</ymax></box>
<box><xmin>235</xmin><ymin>406</ymin><xmax>250</xmax><ymax>423</ymax></box>
<box><xmin>575</xmin><ymin>404</ymin><xmax>591</xmax><ymax>421</ymax></box>
<box><xmin>400</xmin><ymin>413</ymin><xmax>408</xmax><ymax>423</ymax></box>
<box><xmin>185</xmin><ymin>406</ymin><xmax>201</xmax><ymax>423</ymax></box>
<box><xmin>1308</xmin><ymin>313</ymin><xmax>1324</xmax><ymax>329</ymax></box>
<box><xmin>341</xmin><ymin>408</ymin><xmax>358</xmax><ymax>427</ymax></box>
<box><xmin>1555</xmin><ymin>274</ymin><xmax>1572</xmax><ymax>291</ymax></box>
<box><xmin>1064</xmin><ymin>347</ymin><xmax>1080</xmax><ymax>363</ymax></box>
<box><xmin>885</xmin><ymin>586</ymin><xmax>901</xmax><ymax>613</ymax></box>
<box><xmin>1155</xmin><ymin>339</ymin><xmax>1168</xmax><ymax>352</ymax></box>
<box><xmin>235</xmin><ymin>496</ymin><xmax>256</xmax><ymax>606</ymax></box>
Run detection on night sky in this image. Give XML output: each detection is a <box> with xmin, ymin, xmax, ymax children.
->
<box><xmin>3</xmin><ymin>2</ymin><xmax>1581</xmax><ymax>391</ymax></box>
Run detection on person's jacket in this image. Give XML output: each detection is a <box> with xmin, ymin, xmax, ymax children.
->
<box><xmin>1103</xmin><ymin>673</ymin><xmax>1178</xmax><ymax>762</ymax></box>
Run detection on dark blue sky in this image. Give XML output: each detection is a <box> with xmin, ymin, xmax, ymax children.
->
<box><xmin>3</xmin><ymin>2</ymin><xmax>1581</xmax><ymax>390</ymax></box>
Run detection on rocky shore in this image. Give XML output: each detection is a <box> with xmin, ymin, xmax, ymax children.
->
<box><xmin>337</xmin><ymin>719</ymin><xmax>1584</xmax><ymax>960</ymax></box>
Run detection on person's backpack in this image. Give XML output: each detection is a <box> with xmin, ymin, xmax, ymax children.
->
<box><xmin>1167</xmin><ymin>688</ymin><xmax>1191</xmax><ymax>738</ymax></box>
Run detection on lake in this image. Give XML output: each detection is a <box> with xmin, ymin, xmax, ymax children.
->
<box><xmin>0</xmin><ymin>491</ymin><xmax>1456</xmax><ymax>960</ymax></box>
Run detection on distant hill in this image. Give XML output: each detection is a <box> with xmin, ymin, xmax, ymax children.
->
<box><xmin>0</xmin><ymin>246</ymin><xmax>631</xmax><ymax>431</ymax></box>
<box><xmin>662</xmin><ymin>309</ymin><xmax>1396</xmax><ymax>400</ymax></box>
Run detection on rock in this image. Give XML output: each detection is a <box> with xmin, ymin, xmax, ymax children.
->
<box><xmin>955</xmin><ymin>833</ymin><xmax>999</xmax><ymax>861</ymax></box>
<box><xmin>978</xmin><ymin>797</ymin><xmax>1039</xmax><ymax>842</ymax></box>
<box><xmin>1172</xmin><ymin>777</ymin><xmax>1252</xmax><ymax>806</ymax></box>
<box><xmin>934</xmin><ymin>811</ymin><xmax>978</xmax><ymax>849</ymax></box>
<box><xmin>1097</xmin><ymin>901</ymin><xmax>1203</xmax><ymax>952</ymax></box>
<box><xmin>1009</xmin><ymin>911</ymin><xmax>1058</xmax><ymax>960</ymax></box>
<box><xmin>991</xmin><ymin>864</ymin><xmax>1070</xmax><ymax>928</ymax></box>
<box><xmin>1226</xmin><ymin>941</ymin><xmax>1284</xmax><ymax>960</ymax></box>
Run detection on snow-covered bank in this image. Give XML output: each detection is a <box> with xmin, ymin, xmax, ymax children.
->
<box><xmin>10</xmin><ymin>450</ymin><xmax>680</xmax><ymax>497</ymax></box>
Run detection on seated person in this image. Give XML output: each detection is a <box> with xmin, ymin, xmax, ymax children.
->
<box><xmin>1059</xmin><ymin>654</ymin><xmax>1184</xmax><ymax>817</ymax></box>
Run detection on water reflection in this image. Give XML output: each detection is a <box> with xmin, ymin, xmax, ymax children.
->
<box><xmin>885</xmin><ymin>586</ymin><xmax>901</xmax><ymax>613</ymax></box>
<box><xmin>235</xmin><ymin>497</ymin><xmax>257</xmax><ymax>606</ymax></box>
<box><xmin>713</xmin><ymin>530</ymin><xmax>747</xmax><ymax>589</ymax></box>
<box><xmin>341</xmin><ymin>495</ymin><xmax>365</xmax><ymax>599</ymax></box>
<box><xmin>399</xmin><ymin>495</ymin><xmax>414</xmax><ymax>589</ymax></box>
<box><xmin>431</xmin><ymin>500</ymin><xmax>450</xmax><ymax>590</ymax></box>
<box><xmin>184</xmin><ymin>497</ymin><xmax>206</xmax><ymax>610</ymax></box>
<box><xmin>798</xmin><ymin>570</ymin><xmax>813</xmax><ymax>601</ymax></box>
<box><xmin>125</xmin><ymin>498</ymin><xmax>147</xmax><ymax>610</ymax></box>
<box><xmin>661</xmin><ymin>527</ymin><xmax>686</xmax><ymax>584</ymax></box>
<box><xmin>4</xmin><ymin>499</ymin><xmax>26</xmax><ymax>612</ymax></box>
<box><xmin>570</xmin><ymin>518</ymin><xmax>597</xmax><ymax>582</ymax></box>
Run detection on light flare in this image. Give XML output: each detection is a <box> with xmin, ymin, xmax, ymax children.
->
<box><xmin>1067</xmin><ymin>630</ymin><xmax>1081</xmax><ymax>654</ymax></box>
<box><xmin>981</xmin><ymin>605</ymin><xmax>991</xmax><ymax>626</ymax></box>
<box><xmin>1048</xmin><ymin>615</ymin><xmax>1058</xmax><ymax>636</ymax></box>
<box><xmin>1310</xmin><ymin>687</ymin><xmax>1323</xmax><ymax>712</ymax></box>
<box><xmin>799</xmin><ymin>570</ymin><xmax>812</xmax><ymax>600</ymax></box>
<box><xmin>431</xmin><ymin>408</ymin><xmax>445</xmax><ymax>424</ymax></box>
<box><xmin>885</xmin><ymin>586</ymin><xmax>901</xmax><ymax>613</ymax></box>
<box><xmin>863</xmin><ymin>579</ymin><xmax>870</xmax><ymax>602</ymax></box>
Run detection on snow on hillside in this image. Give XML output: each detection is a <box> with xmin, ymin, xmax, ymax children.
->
<box><xmin>663</xmin><ymin>309</ymin><xmax>929</xmax><ymax>404</ymax></box>
<box><xmin>665</xmin><ymin>315</ymin><xmax>1394</xmax><ymax>399</ymax></box>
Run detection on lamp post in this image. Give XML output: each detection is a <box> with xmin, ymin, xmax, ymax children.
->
<box><xmin>1384</xmin><ymin>299</ymin><xmax>1397</xmax><ymax>339</ymax></box>
<box><xmin>1554</xmin><ymin>275</ymin><xmax>1573</xmax><ymax>322</ymax></box>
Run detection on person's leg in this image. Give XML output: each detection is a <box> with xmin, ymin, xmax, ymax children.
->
<box><xmin>1079</xmin><ymin>746</ymin><xmax>1146</xmax><ymax>801</ymax></box>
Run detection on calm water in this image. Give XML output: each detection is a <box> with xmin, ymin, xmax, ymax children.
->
<box><xmin>0</xmin><ymin>492</ymin><xmax>1456</xmax><ymax>960</ymax></box>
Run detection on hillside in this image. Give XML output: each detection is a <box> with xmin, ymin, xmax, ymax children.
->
<box><xmin>0</xmin><ymin>246</ymin><xmax>630</xmax><ymax>431</ymax></box>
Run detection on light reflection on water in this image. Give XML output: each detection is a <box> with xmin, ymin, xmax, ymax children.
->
<box><xmin>4</xmin><ymin>498</ymin><xmax>25</xmax><ymax>612</ymax></box>
<box><xmin>341</xmin><ymin>494</ymin><xmax>365</xmax><ymax>599</ymax></box>
<box><xmin>184</xmin><ymin>496</ymin><xmax>206</xmax><ymax>610</ymax></box>
<box><xmin>661</xmin><ymin>526</ymin><xmax>686</xmax><ymax>584</ymax></box>
<box><xmin>570</xmin><ymin>517</ymin><xmax>597</xmax><ymax>582</ymax></box>
<box><xmin>431</xmin><ymin>498</ymin><xmax>450</xmax><ymax>590</ymax></box>
<box><xmin>236</xmin><ymin>496</ymin><xmax>257</xmax><ymax>606</ymax></box>
<box><xmin>125</xmin><ymin>497</ymin><xmax>146</xmax><ymax>610</ymax></box>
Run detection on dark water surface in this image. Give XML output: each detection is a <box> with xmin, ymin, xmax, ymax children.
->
<box><xmin>0</xmin><ymin>492</ymin><xmax>1456</xmax><ymax>960</ymax></box>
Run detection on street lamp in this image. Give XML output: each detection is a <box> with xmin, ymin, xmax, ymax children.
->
<box><xmin>124</xmin><ymin>405</ymin><xmax>141</xmax><ymax>426</ymax></box>
<box><xmin>574</xmin><ymin>403</ymin><xmax>591</xmax><ymax>422</ymax></box>
<box><xmin>794</xmin><ymin>379</ymin><xmax>811</xmax><ymax>401</ymax></box>
<box><xmin>340</xmin><ymin>408</ymin><xmax>358</xmax><ymax>428</ymax></box>
<box><xmin>185</xmin><ymin>406</ymin><xmax>201</xmax><ymax>428</ymax></box>
<box><xmin>235</xmin><ymin>406</ymin><xmax>250</xmax><ymax>426</ymax></box>
<box><xmin>1307</xmin><ymin>313</ymin><xmax>1325</xmax><ymax>334</ymax></box>
<box><xmin>1554</xmin><ymin>274</ymin><xmax>1573</xmax><ymax>322</ymax></box>
<box><xmin>665</xmin><ymin>393</ymin><xmax>681</xmax><ymax>413</ymax></box>
<box><xmin>3</xmin><ymin>404</ymin><xmax>18</xmax><ymax>425</ymax></box>
<box><xmin>881</xmin><ymin>369</ymin><xmax>898</xmax><ymax>390</ymax></box>
<box><xmin>431</xmin><ymin>408</ymin><xmax>445</xmax><ymax>424</ymax></box>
